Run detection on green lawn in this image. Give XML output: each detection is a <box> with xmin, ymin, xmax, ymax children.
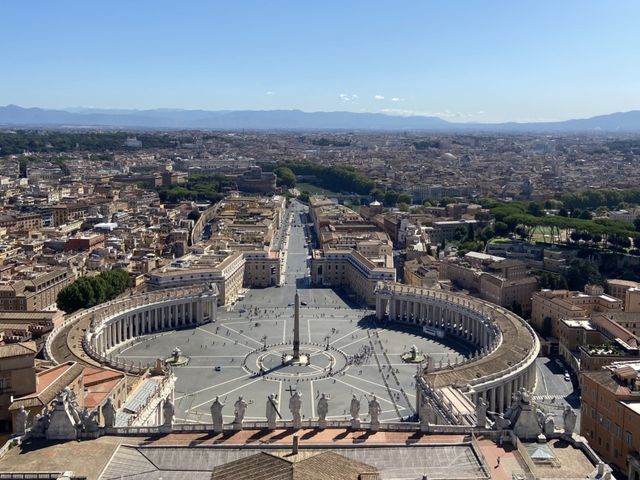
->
<box><xmin>296</xmin><ymin>182</ymin><xmax>339</xmax><ymax>196</ymax></box>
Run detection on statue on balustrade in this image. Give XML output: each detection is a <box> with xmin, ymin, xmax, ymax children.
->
<box><xmin>102</xmin><ymin>398</ymin><xmax>116</xmax><ymax>428</ymax></box>
<box><xmin>563</xmin><ymin>406</ymin><xmax>577</xmax><ymax>435</ymax></box>
<box><xmin>266</xmin><ymin>394</ymin><xmax>279</xmax><ymax>430</ymax></box>
<box><xmin>317</xmin><ymin>393</ymin><xmax>329</xmax><ymax>428</ymax></box>
<box><xmin>233</xmin><ymin>396</ymin><xmax>247</xmax><ymax>426</ymax></box>
<box><xmin>162</xmin><ymin>398</ymin><xmax>175</xmax><ymax>427</ymax></box>
<box><xmin>289</xmin><ymin>391</ymin><xmax>302</xmax><ymax>429</ymax></box>
<box><xmin>211</xmin><ymin>396</ymin><xmax>225</xmax><ymax>431</ymax></box>
<box><xmin>368</xmin><ymin>395</ymin><xmax>381</xmax><ymax>430</ymax></box>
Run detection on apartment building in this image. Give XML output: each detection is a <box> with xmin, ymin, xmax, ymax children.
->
<box><xmin>0</xmin><ymin>341</ymin><xmax>37</xmax><ymax>432</ymax></box>
<box><xmin>581</xmin><ymin>362</ymin><xmax>640</xmax><ymax>479</ymax></box>
<box><xmin>308</xmin><ymin>196</ymin><xmax>396</xmax><ymax>305</ymax></box>
<box><xmin>440</xmin><ymin>255</ymin><xmax>538</xmax><ymax>315</ymax></box>
<box><xmin>0</xmin><ymin>267</ymin><xmax>77</xmax><ymax>311</ymax></box>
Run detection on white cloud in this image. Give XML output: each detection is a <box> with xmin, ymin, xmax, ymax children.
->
<box><xmin>381</xmin><ymin>108</ymin><xmax>478</xmax><ymax>119</ymax></box>
<box><xmin>339</xmin><ymin>93</ymin><xmax>358</xmax><ymax>103</ymax></box>
<box><xmin>266</xmin><ymin>91</ymin><xmax>274</xmax><ymax>95</ymax></box>
<box><xmin>391</xmin><ymin>97</ymin><xmax>402</xmax><ymax>102</ymax></box>
<box><xmin>374</xmin><ymin>94</ymin><xmax>385</xmax><ymax>100</ymax></box>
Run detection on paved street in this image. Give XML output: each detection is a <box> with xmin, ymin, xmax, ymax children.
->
<box><xmin>533</xmin><ymin>356</ymin><xmax>581</xmax><ymax>432</ymax></box>
<box><xmin>117</xmin><ymin>201</ymin><xmax>471</xmax><ymax>424</ymax></box>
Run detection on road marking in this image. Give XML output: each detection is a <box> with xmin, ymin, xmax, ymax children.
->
<box><xmin>344</xmin><ymin>373</ymin><xmax>403</xmax><ymax>394</ymax></box>
<box><xmin>196</xmin><ymin>327</ymin><xmax>254</xmax><ymax>350</ymax></box>
<box><xmin>329</xmin><ymin>328</ymin><xmax>362</xmax><ymax>346</ymax></box>
<box><xmin>331</xmin><ymin>377</ymin><xmax>396</xmax><ymax>406</ymax></box>
<box><xmin>174</xmin><ymin>374</ymin><xmax>246</xmax><ymax>401</ymax></box>
<box><xmin>339</xmin><ymin>336</ymin><xmax>368</xmax><ymax>349</ymax></box>
<box><xmin>191</xmin><ymin>377</ymin><xmax>265</xmax><ymax>410</ymax></box>
<box><xmin>222</xmin><ymin>324</ymin><xmax>264</xmax><ymax>347</ymax></box>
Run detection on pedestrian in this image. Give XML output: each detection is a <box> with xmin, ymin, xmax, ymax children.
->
<box><xmin>496</xmin><ymin>456</ymin><xmax>501</xmax><ymax>467</ymax></box>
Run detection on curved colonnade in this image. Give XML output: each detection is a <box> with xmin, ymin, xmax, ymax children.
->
<box><xmin>83</xmin><ymin>285</ymin><xmax>218</xmax><ymax>370</ymax></box>
<box><xmin>375</xmin><ymin>282</ymin><xmax>539</xmax><ymax>415</ymax></box>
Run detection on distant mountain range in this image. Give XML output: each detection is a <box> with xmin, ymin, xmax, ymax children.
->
<box><xmin>1</xmin><ymin>104</ymin><xmax>640</xmax><ymax>132</ymax></box>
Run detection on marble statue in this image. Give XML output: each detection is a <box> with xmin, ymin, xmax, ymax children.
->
<box><xmin>15</xmin><ymin>406</ymin><xmax>28</xmax><ymax>435</ymax></box>
<box><xmin>350</xmin><ymin>394</ymin><xmax>360</xmax><ymax>420</ymax></box>
<box><xmin>266</xmin><ymin>394</ymin><xmax>279</xmax><ymax>430</ymax></box>
<box><xmin>210</xmin><ymin>396</ymin><xmax>224</xmax><ymax>432</ymax></box>
<box><xmin>368</xmin><ymin>395</ymin><xmax>381</xmax><ymax>431</ymax></box>
<box><xmin>493</xmin><ymin>413</ymin><xmax>511</xmax><ymax>430</ymax></box>
<box><xmin>80</xmin><ymin>409</ymin><xmax>99</xmax><ymax>433</ymax></box>
<box><xmin>350</xmin><ymin>394</ymin><xmax>361</xmax><ymax>429</ymax></box>
<box><xmin>162</xmin><ymin>398</ymin><xmax>175</xmax><ymax>427</ymax></box>
<box><xmin>544</xmin><ymin>414</ymin><xmax>555</xmax><ymax>436</ymax></box>
<box><xmin>289</xmin><ymin>391</ymin><xmax>302</xmax><ymax>429</ymax></box>
<box><xmin>31</xmin><ymin>412</ymin><xmax>48</xmax><ymax>437</ymax></box>
<box><xmin>317</xmin><ymin>393</ymin><xmax>329</xmax><ymax>429</ymax></box>
<box><xmin>102</xmin><ymin>398</ymin><xmax>116</xmax><ymax>428</ymax></box>
<box><xmin>47</xmin><ymin>389</ymin><xmax>80</xmax><ymax>440</ymax></box>
<box><xmin>536</xmin><ymin>408</ymin><xmax>546</xmax><ymax>427</ymax></box>
<box><xmin>475</xmin><ymin>397</ymin><xmax>487</xmax><ymax>427</ymax></box>
<box><xmin>563</xmin><ymin>406</ymin><xmax>577</xmax><ymax>435</ymax></box>
<box><xmin>233</xmin><ymin>396</ymin><xmax>248</xmax><ymax>427</ymax></box>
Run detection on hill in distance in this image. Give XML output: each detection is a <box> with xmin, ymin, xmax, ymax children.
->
<box><xmin>1</xmin><ymin>104</ymin><xmax>640</xmax><ymax>132</ymax></box>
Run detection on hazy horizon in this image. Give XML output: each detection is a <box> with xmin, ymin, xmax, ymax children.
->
<box><xmin>2</xmin><ymin>0</ymin><xmax>640</xmax><ymax>123</ymax></box>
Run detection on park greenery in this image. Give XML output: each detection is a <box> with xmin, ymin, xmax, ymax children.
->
<box><xmin>57</xmin><ymin>269</ymin><xmax>131</xmax><ymax>314</ymax></box>
<box><xmin>483</xmin><ymin>198</ymin><xmax>640</xmax><ymax>251</ymax></box>
<box><xmin>157</xmin><ymin>173</ymin><xmax>228</xmax><ymax>203</ymax></box>
<box><xmin>261</xmin><ymin>161</ymin><xmax>375</xmax><ymax>196</ymax></box>
<box><xmin>0</xmin><ymin>131</ymin><xmax>174</xmax><ymax>154</ymax></box>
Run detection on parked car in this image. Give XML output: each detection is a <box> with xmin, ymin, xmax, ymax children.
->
<box><xmin>564</xmin><ymin>372</ymin><xmax>571</xmax><ymax>382</ymax></box>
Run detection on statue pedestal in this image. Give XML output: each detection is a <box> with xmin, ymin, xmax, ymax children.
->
<box><xmin>292</xmin><ymin>417</ymin><xmax>302</xmax><ymax>430</ymax></box>
<box><xmin>233</xmin><ymin>422</ymin><xmax>242</xmax><ymax>431</ymax></box>
<box><xmin>267</xmin><ymin>419</ymin><xmax>277</xmax><ymax>430</ymax></box>
<box><xmin>350</xmin><ymin>419</ymin><xmax>361</xmax><ymax>430</ymax></box>
<box><xmin>159</xmin><ymin>425</ymin><xmax>172</xmax><ymax>435</ymax></box>
<box><xmin>212</xmin><ymin>421</ymin><xmax>223</xmax><ymax>433</ymax></box>
<box><xmin>420</xmin><ymin>420</ymin><xmax>430</xmax><ymax>433</ymax></box>
<box><xmin>318</xmin><ymin>419</ymin><xmax>327</xmax><ymax>430</ymax></box>
<box><xmin>369</xmin><ymin>421</ymin><xmax>380</xmax><ymax>432</ymax></box>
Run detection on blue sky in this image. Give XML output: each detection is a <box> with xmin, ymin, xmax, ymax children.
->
<box><xmin>1</xmin><ymin>0</ymin><xmax>639</xmax><ymax>122</ymax></box>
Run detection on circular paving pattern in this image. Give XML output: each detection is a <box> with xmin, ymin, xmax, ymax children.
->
<box><xmin>243</xmin><ymin>342</ymin><xmax>349</xmax><ymax>381</ymax></box>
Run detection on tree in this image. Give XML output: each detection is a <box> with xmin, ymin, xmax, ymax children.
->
<box><xmin>579</xmin><ymin>210</ymin><xmax>593</xmax><ymax>220</ymax></box>
<box><xmin>558</xmin><ymin>207</ymin><xmax>568</xmax><ymax>217</ymax></box>
<box><xmin>57</xmin><ymin>269</ymin><xmax>131</xmax><ymax>314</ymax></box>
<box><xmin>397</xmin><ymin>193</ymin><xmax>412</xmax><ymax>205</ymax></box>
<box><xmin>274</xmin><ymin>166</ymin><xmax>297</xmax><ymax>188</ymax></box>
<box><xmin>453</xmin><ymin>226</ymin><xmax>468</xmax><ymax>242</ymax></box>
<box><xmin>494</xmin><ymin>221</ymin><xmax>509</xmax><ymax>237</ymax></box>
<box><xmin>564</xmin><ymin>258</ymin><xmax>604</xmax><ymax>291</ymax></box>
<box><xmin>634</xmin><ymin>218</ymin><xmax>640</xmax><ymax>232</ymax></box>
<box><xmin>527</xmin><ymin>202</ymin><xmax>543</xmax><ymax>217</ymax></box>
<box><xmin>383</xmin><ymin>190</ymin><xmax>399</xmax><ymax>207</ymax></box>
<box><xmin>187</xmin><ymin>210</ymin><xmax>201</xmax><ymax>221</ymax></box>
<box><xmin>369</xmin><ymin>188</ymin><xmax>384</xmax><ymax>202</ymax></box>
<box><xmin>298</xmin><ymin>191</ymin><xmax>310</xmax><ymax>203</ymax></box>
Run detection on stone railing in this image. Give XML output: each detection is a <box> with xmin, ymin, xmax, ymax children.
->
<box><xmin>102</xmin><ymin>420</ymin><xmax>484</xmax><ymax>436</ymax></box>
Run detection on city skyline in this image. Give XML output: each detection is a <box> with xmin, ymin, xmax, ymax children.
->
<box><xmin>2</xmin><ymin>0</ymin><xmax>639</xmax><ymax>123</ymax></box>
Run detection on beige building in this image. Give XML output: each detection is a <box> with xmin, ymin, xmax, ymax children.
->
<box><xmin>0</xmin><ymin>267</ymin><xmax>77</xmax><ymax>311</ymax></box>
<box><xmin>0</xmin><ymin>341</ymin><xmax>37</xmax><ymax>432</ymax></box>
<box><xmin>308</xmin><ymin>196</ymin><xmax>396</xmax><ymax>305</ymax></box>
<box><xmin>148</xmin><ymin>250</ymin><xmax>280</xmax><ymax>305</ymax></box>
<box><xmin>440</xmin><ymin>256</ymin><xmax>538</xmax><ymax>316</ymax></box>
<box><xmin>531</xmin><ymin>286</ymin><xmax>622</xmax><ymax>335</ymax></box>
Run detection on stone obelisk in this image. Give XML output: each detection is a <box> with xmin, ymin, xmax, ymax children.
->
<box><xmin>293</xmin><ymin>291</ymin><xmax>300</xmax><ymax>360</ymax></box>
